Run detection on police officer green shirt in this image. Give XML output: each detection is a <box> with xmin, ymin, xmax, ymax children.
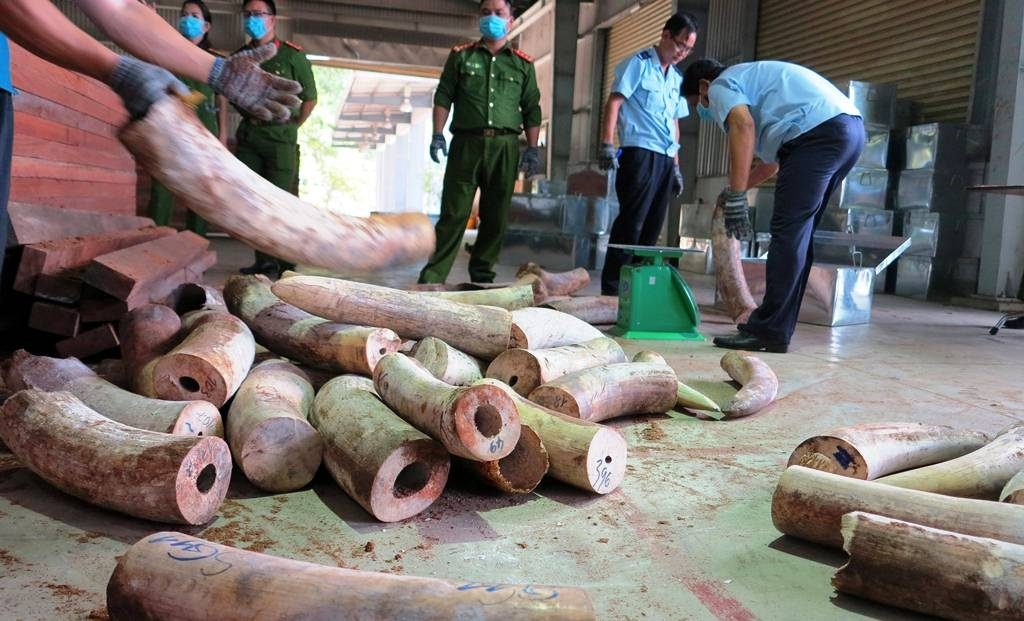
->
<box><xmin>236</xmin><ymin>38</ymin><xmax>317</xmax><ymax>139</ymax></box>
<box><xmin>434</xmin><ymin>41</ymin><xmax>542</xmax><ymax>132</ymax></box>
<box><xmin>612</xmin><ymin>48</ymin><xmax>687</xmax><ymax>158</ymax></box>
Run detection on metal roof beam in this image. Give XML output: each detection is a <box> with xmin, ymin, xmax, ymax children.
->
<box><xmin>293</xmin><ymin>20</ymin><xmax>465</xmax><ymax>47</ymax></box>
<box><xmin>337</xmin><ymin>112</ymin><xmax>414</xmax><ymax>123</ymax></box>
<box><xmin>344</xmin><ymin>94</ymin><xmax>435</xmax><ymax>107</ymax></box>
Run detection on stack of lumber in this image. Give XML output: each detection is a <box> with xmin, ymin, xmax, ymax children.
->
<box><xmin>7</xmin><ymin>202</ymin><xmax>215</xmax><ymax>358</ymax></box>
<box><xmin>774</xmin><ymin>423</ymin><xmax>1024</xmax><ymax>620</ymax></box>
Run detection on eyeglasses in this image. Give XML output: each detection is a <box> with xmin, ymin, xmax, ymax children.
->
<box><xmin>670</xmin><ymin>34</ymin><xmax>695</xmax><ymax>55</ymax></box>
<box><xmin>242</xmin><ymin>11</ymin><xmax>272</xmax><ymax>18</ymax></box>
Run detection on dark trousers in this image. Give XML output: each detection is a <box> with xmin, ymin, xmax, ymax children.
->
<box><xmin>743</xmin><ymin>114</ymin><xmax>866</xmax><ymax>343</ymax></box>
<box><xmin>418</xmin><ymin>133</ymin><xmax>519</xmax><ymax>284</ymax></box>
<box><xmin>601</xmin><ymin>147</ymin><xmax>674</xmax><ymax>294</ymax></box>
<box><xmin>0</xmin><ymin>92</ymin><xmax>12</xmax><ymax>302</ymax></box>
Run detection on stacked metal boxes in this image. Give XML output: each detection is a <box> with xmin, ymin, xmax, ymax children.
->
<box><xmin>813</xmin><ymin>81</ymin><xmax>899</xmax><ymax>290</ymax></box>
<box><xmin>501</xmin><ymin>191</ymin><xmax>619</xmax><ymax>271</ymax></box>
<box><xmin>894</xmin><ymin>123</ymin><xmax>984</xmax><ymax>298</ymax></box>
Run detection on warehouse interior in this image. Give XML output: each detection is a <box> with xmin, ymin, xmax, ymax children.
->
<box><xmin>2</xmin><ymin>1</ymin><xmax>1024</xmax><ymax>620</ymax></box>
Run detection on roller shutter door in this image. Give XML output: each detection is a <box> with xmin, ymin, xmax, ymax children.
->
<box><xmin>756</xmin><ymin>0</ymin><xmax>982</xmax><ymax>122</ymax></box>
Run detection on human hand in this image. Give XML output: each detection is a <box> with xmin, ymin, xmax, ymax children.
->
<box><xmin>671</xmin><ymin>164</ymin><xmax>684</xmax><ymax>197</ymax></box>
<box><xmin>107</xmin><ymin>55</ymin><xmax>189</xmax><ymax>119</ymax></box>
<box><xmin>429</xmin><ymin>133</ymin><xmax>448</xmax><ymax>163</ymax></box>
<box><xmin>598</xmin><ymin>142</ymin><xmax>619</xmax><ymax>171</ymax></box>
<box><xmin>720</xmin><ymin>187</ymin><xmax>752</xmax><ymax>240</ymax></box>
<box><xmin>519</xmin><ymin>146</ymin><xmax>540</xmax><ymax>176</ymax></box>
<box><xmin>208</xmin><ymin>44</ymin><xmax>303</xmax><ymax>122</ymax></box>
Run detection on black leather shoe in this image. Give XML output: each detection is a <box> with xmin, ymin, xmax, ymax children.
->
<box><xmin>713</xmin><ymin>332</ymin><xmax>789</xmax><ymax>353</ymax></box>
<box><xmin>239</xmin><ymin>260</ymin><xmax>279</xmax><ymax>276</ymax></box>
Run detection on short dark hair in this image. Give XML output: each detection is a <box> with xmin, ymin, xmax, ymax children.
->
<box><xmin>664</xmin><ymin>12</ymin><xmax>698</xmax><ymax>38</ymax></box>
<box><xmin>682</xmin><ymin>58</ymin><xmax>726</xmax><ymax>96</ymax></box>
<box><xmin>243</xmin><ymin>0</ymin><xmax>275</xmax><ymax>15</ymax></box>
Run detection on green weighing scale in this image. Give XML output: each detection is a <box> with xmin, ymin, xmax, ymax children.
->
<box><xmin>606</xmin><ymin>244</ymin><xmax>703</xmax><ymax>341</ymax></box>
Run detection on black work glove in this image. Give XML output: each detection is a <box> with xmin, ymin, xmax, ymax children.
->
<box><xmin>519</xmin><ymin>146</ymin><xmax>540</xmax><ymax>177</ymax></box>
<box><xmin>208</xmin><ymin>43</ymin><xmax>303</xmax><ymax>122</ymax></box>
<box><xmin>429</xmin><ymin>134</ymin><xmax>448</xmax><ymax>163</ymax></box>
<box><xmin>598</xmin><ymin>142</ymin><xmax>619</xmax><ymax>171</ymax></box>
<box><xmin>720</xmin><ymin>187</ymin><xmax>752</xmax><ymax>240</ymax></box>
<box><xmin>671</xmin><ymin>164</ymin><xmax>684</xmax><ymax>197</ymax></box>
<box><xmin>108</xmin><ymin>55</ymin><xmax>189</xmax><ymax>120</ymax></box>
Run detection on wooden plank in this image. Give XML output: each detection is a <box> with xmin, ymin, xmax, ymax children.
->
<box><xmin>34</xmin><ymin>274</ymin><xmax>83</xmax><ymax>304</ymax></box>
<box><xmin>9</xmin><ymin>195</ymin><xmax>137</xmax><ymax>215</ymax></box>
<box><xmin>15</xmin><ymin>129</ymin><xmax>132</xmax><ymax>171</ymax></box>
<box><xmin>56</xmin><ymin>324</ymin><xmax>120</xmax><ymax>359</ymax></box>
<box><xmin>83</xmin><ymin>232</ymin><xmax>210</xmax><ymax>301</ymax></box>
<box><xmin>6</xmin><ymin>202</ymin><xmax>154</xmax><ymax>247</ymax></box>
<box><xmin>14</xmin><ymin>226</ymin><xmax>175</xmax><ymax>294</ymax></box>
<box><xmin>79</xmin><ymin>296</ymin><xmax>128</xmax><ymax>323</ymax></box>
<box><xmin>12</xmin><ymin>157</ymin><xmax>136</xmax><ymax>184</ymax></box>
<box><xmin>13</xmin><ymin>91</ymin><xmax>117</xmax><ymax>138</ymax></box>
<box><xmin>13</xmin><ymin>112</ymin><xmax>127</xmax><ymax>154</ymax></box>
<box><xmin>10</xmin><ymin>181</ymin><xmax>135</xmax><ymax>209</ymax></box>
<box><xmin>28</xmin><ymin>302</ymin><xmax>80</xmax><ymax>337</ymax></box>
<box><xmin>79</xmin><ymin>250</ymin><xmax>217</xmax><ymax>321</ymax></box>
<box><xmin>11</xmin><ymin>45</ymin><xmax>126</xmax><ymax>126</ymax></box>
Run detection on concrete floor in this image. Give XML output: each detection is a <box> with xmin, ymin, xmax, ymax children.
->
<box><xmin>2</xmin><ymin>236</ymin><xmax>1022</xmax><ymax>620</ymax></box>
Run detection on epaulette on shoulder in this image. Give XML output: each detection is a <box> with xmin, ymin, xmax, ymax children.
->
<box><xmin>512</xmin><ymin>48</ymin><xmax>534</xmax><ymax>63</ymax></box>
<box><xmin>638</xmin><ymin>50</ymin><xmax>652</xmax><ymax>60</ymax></box>
<box><xmin>452</xmin><ymin>41</ymin><xmax>476</xmax><ymax>52</ymax></box>
<box><xmin>283</xmin><ymin>40</ymin><xmax>303</xmax><ymax>51</ymax></box>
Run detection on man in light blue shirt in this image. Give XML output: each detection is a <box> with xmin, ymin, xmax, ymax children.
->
<box><xmin>597</xmin><ymin>12</ymin><xmax>697</xmax><ymax>295</ymax></box>
<box><xmin>683</xmin><ymin>59</ymin><xmax>864</xmax><ymax>352</ymax></box>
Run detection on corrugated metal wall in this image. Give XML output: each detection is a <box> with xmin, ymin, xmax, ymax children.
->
<box><xmin>696</xmin><ymin>0</ymin><xmax>758</xmax><ymax>178</ymax></box>
<box><xmin>601</xmin><ymin>1</ymin><xmax>673</xmax><ymax>106</ymax></box>
<box><xmin>757</xmin><ymin>0</ymin><xmax>982</xmax><ymax>122</ymax></box>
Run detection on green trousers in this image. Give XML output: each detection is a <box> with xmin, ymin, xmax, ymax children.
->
<box><xmin>235</xmin><ymin>126</ymin><xmax>299</xmax><ymax>268</ymax></box>
<box><xmin>148</xmin><ymin>180</ymin><xmax>207</xmax><ymax>236</ymax></box>
<box><xmin>418</xmin><ymin>133</ymin><xmax>518</xmax><ymax>284</ymax></box>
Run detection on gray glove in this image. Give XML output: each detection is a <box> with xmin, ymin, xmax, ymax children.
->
<box><xmin>720</xmin><ymin>187</ymin><xmax>752</xmax><ymax>240</ymax></box>
<box><xmin>671</xmin><ymin>164</ymin><xmax>684</xmax><ymax>197</ymax></box>
<box><xmin>519</xmin><ymin>146</ymin><xmax>540</xmax><ymax>177</ymax></box>
<box><xmin>208</xmin><ymin>43</ymin><xmax>303</xmax><ymax>122</ymax></box>
<box><xmin>598</xmin><ymin>142</ymin><xmax>619</xmax><ymax>171</ymax></box>
<box><xmin>429</xmin><ymin>134</ymin><xmax>448</xmax><ymax>163</ymax></box>
<box><xmin>107</xmin><ymin>56</ymin><xmax>189</xmax><ymax>120</ymax></box>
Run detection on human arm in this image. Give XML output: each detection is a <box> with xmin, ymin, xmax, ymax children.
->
<box><xmin>297</xmin><ymin>100</ymin><xmax>317</xmax><ymax>127</ymax></box>
<box><xmin>600</xmin><ymin>95</ymin><xmax>625</xmax><ymax>144</ymax></box>
<box><xmin>76</xmin><ymin>0</ymin><xmax>213</xmax><ymax>83</ymax></box>
<box><xmin>292</xmin><ymin>51</ymin><xmax>318</xmax><ymax>127</ymax></box>
<box><xmin>725</xmin><ymin>104</ymin><xmax>756</xmax><ymax>192</ymax></box>
<box><xmin>0</xmin><ymin>1</ymin><xmax>124</xmax><ymax>82</ymax></box>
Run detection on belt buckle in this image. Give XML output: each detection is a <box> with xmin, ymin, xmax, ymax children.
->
<box><xmin>481</xmin><ymin>128</ymin><xmax>497</xmax><ymax>137</ymax></box>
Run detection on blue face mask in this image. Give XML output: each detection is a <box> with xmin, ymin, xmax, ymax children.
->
<box><xmin>178</xmin><ymin>15</ymin><xmax>205</xmax><ymax>40</ymax></box>
<box><xmin>696</xmin><ymin>102</ymin><xmax>713</xmax><ymax>121</ymax></box>
<box><xmin>244</xmin><ymin>15</ymin><xmax>268</xmax><ymax>40</ymax></box>
<box><xmin>479</xmin><ymin>15</ymin><xmax>508</xmax><ymax>40</ymax></box>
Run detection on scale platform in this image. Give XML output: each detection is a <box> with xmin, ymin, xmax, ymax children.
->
<box><xmin>606</xmin><ymin>244</ymin><xmax>703</xmax><ymax>341</ymax></box>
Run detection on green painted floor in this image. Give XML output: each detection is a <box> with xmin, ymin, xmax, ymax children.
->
<box><xmin>1</xmin><ymin>237</ymin><xmax>1021</xmax><ymax>620</ymax></box>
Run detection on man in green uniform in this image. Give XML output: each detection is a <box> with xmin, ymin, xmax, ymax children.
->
<box><xmin>237</xmin><ymin>0</ymin><xmax>317</xmax><ymax>276</ymax></box>
<box><xmin>419</xmin><ymin>0</ymin><xmax>542</xmax><ymax>285</ymax></box>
